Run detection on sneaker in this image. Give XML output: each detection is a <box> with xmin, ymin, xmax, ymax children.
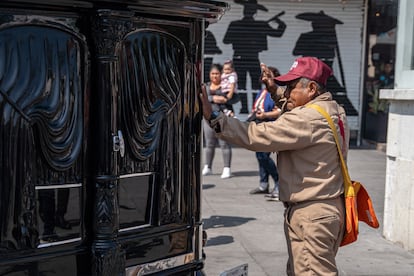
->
<box><xmin>202</xmin><ymin>165</ymin><xmax>212</xmax><ymax>176</ymax></box>
<box><xmin>265</xmin><ymin>191</ymin><xmax>279</xmax><ymax>201</ymax></box>
<box><xmin>249</xmin><ymin>187</ymin><xmax>268</xmax><ymax>194</ymax></box>
<box><xmin>221</xmin><ymin>167</ymin><xmax>231</xmax><ymax>179</ymax></box>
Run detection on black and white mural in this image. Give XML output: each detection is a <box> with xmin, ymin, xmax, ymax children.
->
<box><xmin>205</xmin><ymin>0</ymin><xmax>363</xmax><ymax>128</ymax></box>
<box><xmin>223</xmin><ymin>1</ymin><xmax>286</xmax><ymax>91</ymax></box>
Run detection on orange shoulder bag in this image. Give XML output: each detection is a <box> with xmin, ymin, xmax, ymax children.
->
<box><xmin>308</xmin><ymin>104</ymin><xmax>379</xmax><ymax>246</ymax></box>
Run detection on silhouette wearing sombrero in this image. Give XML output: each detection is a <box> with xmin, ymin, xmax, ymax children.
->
<box><xmin>223</xmin><ymin>0</ymin><xmax>286</xmax><ymax>93</ymax></box>
<box><xmin>293</xmin><ymin>10</ymin><xmax>358</xmax><ymax>115</ymax></box>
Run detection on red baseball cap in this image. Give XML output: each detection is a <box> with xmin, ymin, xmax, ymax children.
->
<box><xmin>275</xmin><ymin>57</ymin><xmax>333</xmax><ymax>86</ymax></box>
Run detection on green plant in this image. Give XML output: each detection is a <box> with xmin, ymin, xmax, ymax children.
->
<box><xmin>366</xmin><ymin>81</ymin><xmax>389</xmax><ymax>114</ymax></box>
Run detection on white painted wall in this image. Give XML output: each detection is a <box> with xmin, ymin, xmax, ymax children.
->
<box><xmin>380</xmin><ymin>0</ymin><xmax>414</xmax><ymax>251</ymax></box>
<box><xmin>381</xmin><ymin>90</ymin><xmax>414</xmax><ymax>251</ymax></box>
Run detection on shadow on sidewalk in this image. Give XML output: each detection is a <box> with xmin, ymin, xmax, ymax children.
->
<box><xmin>231</xmin><ymin>170</ymin><xmax>258</xmax><ymax>177</ymax></box>
<box><xmin>202</xmin><ymin>184</ymin><xmax>216</xmax><ymax>190</ymax></box>
<box><xmin>206</xmin><ymin>235</ymin><xmax>234</xmax><ymax>247</ymax></box>
<box><xmin>203</xmin><ymin>215</ymin><xmax>256</xmax><ymax>230</ymax></box>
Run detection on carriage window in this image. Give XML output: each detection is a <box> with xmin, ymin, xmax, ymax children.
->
<box><xmin>36</xmin><ymin>184</ymin><xmax>82</xmax><ymax>247</ymax></box>
<box><xmin>119</xmin><ymin>173</ymin><xmax>155</xmax><ymax>232</ymax></box>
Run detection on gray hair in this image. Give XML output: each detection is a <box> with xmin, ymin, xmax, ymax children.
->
<box><xmin>299</xmin><ymin>77</ymin><xmax>326</xmax><ymax>93</ymax></box>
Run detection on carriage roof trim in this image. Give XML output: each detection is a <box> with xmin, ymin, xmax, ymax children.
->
<box><xmin>1</xmin><ymin>0</ymin><xmax>229</xmax><ymax>23</ymax></box>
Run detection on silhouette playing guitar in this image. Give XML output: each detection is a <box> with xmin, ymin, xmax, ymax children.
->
<box><xmin>223</xmin><ymin>0</ymin><xmax>286</xmax><ymax>91</ymax></box>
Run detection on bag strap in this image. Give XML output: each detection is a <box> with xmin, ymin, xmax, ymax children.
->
<box><xmin>307</xmin><ymin>104</ymin><xmax>351</xmax><ymax>185</ymax></box>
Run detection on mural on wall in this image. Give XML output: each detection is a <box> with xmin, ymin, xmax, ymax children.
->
<box><xmin>205</xmin><ymin>0</ymin><xmax>361</xmax><ymax>119</ymax></box>
<box><xmin>204</xmin><ymin>30</ymin><xmax>222</xmax><ymax>82</ymax></box>
<box><xmin>293</xmin><ymin>10</ymin><xmax>357</xmax><ymax>115</ymax></box>
<box><xmin>223</xmin><ymin>0</ymin><xmax>286</xmax><ymax>90</ymax></box>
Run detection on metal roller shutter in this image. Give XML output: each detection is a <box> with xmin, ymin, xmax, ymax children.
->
<box><xmin>205</xmin><ymin>0</ymin><xmax>365</xmax><ymax>131</ymax></box>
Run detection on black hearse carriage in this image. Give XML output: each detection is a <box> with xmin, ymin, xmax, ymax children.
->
<box><xmin>0</xmin><ymin>0</ymin><xmax>227</xmax><ymax>275</ymax></box>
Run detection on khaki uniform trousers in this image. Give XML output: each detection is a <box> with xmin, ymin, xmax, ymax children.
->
<box><xmin>284</xmin><ymin>197</ymin><xmax>345</xmax><ymax>275</ymax></box>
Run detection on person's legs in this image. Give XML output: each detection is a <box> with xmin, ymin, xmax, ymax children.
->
<box><xmin>56</xmin><ymin>188</ymin><xmax>69</xmax><ymax>217</ymax></box>
<box><xmin>232</xmin><ymin>56</ymin><xmax>246</xmax><ymax>90</ymax></box>
<box><xmin>218</xmin><ymin>138</ymin><xmax>232</xmax><ymax>178</ymax></box>
<box><xmin>250</xmin><ymin>152</ymin><xmax>269</xmax><ymax>193</ymax></box>
<box><xmin>203</xmin><ymin>120</ymin><xmax>217</xmax><ymax>174</ymax></box>
<box><xmin>284</xmin><ymin>198</ymin><xmax>345</xmax><ymax>276</ymax></box>
<box><xmin>267</xmin><ymin>153</ymin><xmax>279</xmax><ymax>191</ymax></box>
<box><xmin>261</xmin><ymin>152</ymin><xmax>280</xmax><ymax>200</ymax></box>
<box><xmin>38</xmin><ymin>189</ymin><xmax>57</xmax><ymax>241</ymax></box>
<box><xmin>248</xmin><ymin>57</ymin><xmax>262</xmax><ymax>90</ymax></box>
<box><xmin>256</xmin><ymin>152</ymin><xmax>270</xmax><ymax>184</ymax></box>
<box><xmin>218</xmin><ymin>138</ymin><xmax>231</xmax><ymax>168</ymax></box>
<box><xmin>262</xmin><ymin>152</ymin><xmax>279</xmax><ymax>186</ymax></box>
<box><xmin>56</xmin><ymin>188</ymin><xmax>71</xmax><ymax>229</ymax></box>
<box><xmin>257</xmin><ymin>152</ymin><xmax>281</xmax><ymax>198</ymax></box>
<box><xmin>284</xmin><ymin>207</ymin><xmax>295</xmax><ymax>276</ymax></box>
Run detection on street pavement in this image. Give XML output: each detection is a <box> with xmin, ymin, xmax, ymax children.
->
<box><xmin>201</xmin><ymin>147</ymin><xmax>414</xmax><ymax>276</ymax></box>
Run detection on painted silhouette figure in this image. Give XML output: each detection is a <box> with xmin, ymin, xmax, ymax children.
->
<box><xmin>293</xmin><ymin>10</ymin><xmax>358</xmax><ymax>115</ymax></box>
<box><xmin>204</xmin><ymin>30</ymin><xmax>222</xmax><ymax>82</ymax></box>
<box><xmin>223</xmin><ymin>0</ymin><xmax>286</xmax><ymax>91</ymax></box>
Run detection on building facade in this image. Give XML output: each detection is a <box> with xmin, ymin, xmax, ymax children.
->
<box><xmin>380</xmin><ymin>0</ymin><xmax>414</xmax><ymax>251</ymax></box>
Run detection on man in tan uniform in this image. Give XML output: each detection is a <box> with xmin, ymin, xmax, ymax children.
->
<box><xmin>200</xmin><ymin>57</ymin><xmax>349</xmax><ymax>275</ymax></box>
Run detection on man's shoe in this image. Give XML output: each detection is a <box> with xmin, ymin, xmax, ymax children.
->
<box><xmin>202</xmin><ymin>165</ymin><xmax>212</xmax><ymax>176</ymax></box>
<box><xmin>249</xmin><ymin>187</ymin><xmax>268</xmax><ymax>194</ymax></box>
<box><xmin>265</xmin><ymin>192</ymin><xmax>279</xmax><ymax>201</ymax></box>
<box><xmin>221</xmin><ymin>167</ymin><xmax>231</xmax><ymax>179</ymax></box>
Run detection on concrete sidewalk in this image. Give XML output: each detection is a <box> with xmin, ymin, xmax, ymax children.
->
<box><xmin>201</xmin><ymin>147</ymin><xmax>414</xmax><ymax>276</ymax></box>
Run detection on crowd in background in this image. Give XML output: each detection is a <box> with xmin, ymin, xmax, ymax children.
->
<box><xmin>202</xmin><ymin>60</ymin><xmax>281</xmax><ymax>201</ymax></box>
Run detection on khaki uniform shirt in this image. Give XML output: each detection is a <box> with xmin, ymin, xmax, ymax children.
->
<box><xmin>211</xmin><ymin>92</ymin><xmax>350</xmax><ymax>203</ymax></box>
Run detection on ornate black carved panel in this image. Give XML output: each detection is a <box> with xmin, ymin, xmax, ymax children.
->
<box><xmin>118</xmin><ymin>30</ymin><xmax>184</xmax><ymax>164</ymax></box>
<box><xmin>0</xmin><ymin>0</ymin><xmax>227</xmax><ymax>274</ymax></box>
<box><xmin>118</xmin><ymin>30</ymin><xmax>186</xmax><ymax>225</ymax></box>
<box><xmin>0</xmin><ymin>23</ymin><xmax>86</xmax><ymax>250</ymax></box>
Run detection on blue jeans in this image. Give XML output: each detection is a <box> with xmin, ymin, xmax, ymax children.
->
<box><xmin>256</xmin><ymin>152</ymin><xmax>279</xmax><ymax>191</ymax></box>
